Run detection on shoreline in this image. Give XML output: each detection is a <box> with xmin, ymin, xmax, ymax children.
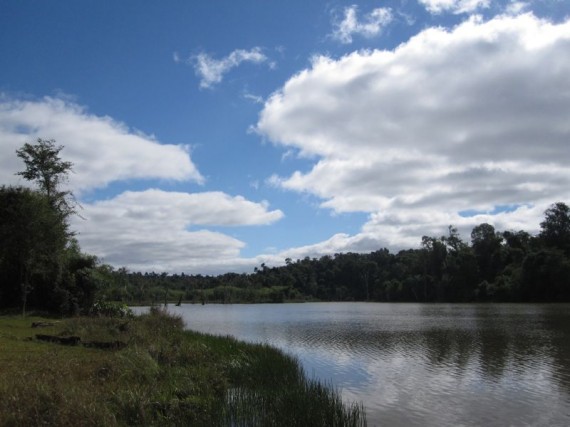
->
<box><xmin>0</xmin><ymin>309</ymin><xmax>366</xmax><ymax>426</ymax></box>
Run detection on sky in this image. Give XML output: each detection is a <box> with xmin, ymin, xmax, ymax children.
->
<box><xmin>1</xmin><ymin>0</ymin><xmax>569</xmax><ymax>274</ymax></box>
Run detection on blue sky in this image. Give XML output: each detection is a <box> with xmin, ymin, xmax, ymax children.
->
<box><xmin>1</xmin><ymin>0</ymin><xmax>569</xmax><ymax>274</ymax></box>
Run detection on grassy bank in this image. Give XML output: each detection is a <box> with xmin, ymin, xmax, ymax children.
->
<box><xmin>0</xmin><ymin>309</ymin><xmax>365</xmax><ymax>426</ymax></box>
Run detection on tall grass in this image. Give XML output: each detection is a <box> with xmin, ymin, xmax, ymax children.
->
<box><xmin>224</xmin><ymin>382</ymin><xmax>366</xmax><ymax>427</ymax></box>
<box><xmin>179</xmin><ymin>327</ymin><xmax>367</xmax><ymax>426</ymax></box>
<box><xmin>0</xmin><ymin>308</ymin><xmax>366</xmax><ymax>426</ymax></box>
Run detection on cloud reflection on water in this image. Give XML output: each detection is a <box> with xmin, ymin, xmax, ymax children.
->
<box><xmin>153</xmin><ymin>303</ymin><xmax>570</xmax><ymax>426</ymax></box>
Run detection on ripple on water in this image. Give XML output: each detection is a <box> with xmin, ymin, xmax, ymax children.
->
<box><xmin>154</xmin><ymin>303</ymin><xmax>570</xmax><ymax>427</ymax></box>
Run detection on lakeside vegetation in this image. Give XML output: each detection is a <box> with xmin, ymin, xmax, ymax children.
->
<box><xmin>0</xmin><ymin>139</ymin><xmax>366</xmax><ymax>425</ymax></box>
<box><xmin>0</xmin><ymin>307</ymin><xmax>365</xmax><ymax>426</ymax></box>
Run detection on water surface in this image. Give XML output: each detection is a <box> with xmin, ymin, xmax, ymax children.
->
<box><xmin>147</xmin><ymin>303</ymin><xmax>570</xmax><ymax>426</ymax></box>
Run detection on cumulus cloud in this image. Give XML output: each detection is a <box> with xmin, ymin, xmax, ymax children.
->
<box><xmin>192</xmin><ymin>48</ymin><xmax>269</xmax><ymax>89</ymax></box>
<box><xmin>0</xmin><ymin>96</ymin><xmax>203</xmax><ymax>192</ymax></box>
<box><xmin>273</xmin><ymin>232</ymin><xmax>386</xmax><ymax>261</ymax></box>
<box><xmin>73</xmin><ymin>189</ymin><xmax>284</xmax><ymax>273</ymax></box>
<box><xmin>419</xmin><ymin>0</ymin><xmax>490</xmax><ymax>14</ymax></box>
<box><xmin>257</xmin><ymin>13</ymin><xmax>570</xmax><ymax>253</ymax></box>
<box><xmin>332</xmin><ymin>5</ymin><xmax>393</xmax><ymax>44</ymax></box>
<box><xmin>0</xmin><ymin>95</ymin><xmax>287</xmax><ymax>274</ymax></box>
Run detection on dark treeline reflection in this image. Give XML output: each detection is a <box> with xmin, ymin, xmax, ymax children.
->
<box><xmin>104</xmin><ymin>203</ymin><xmax>570</xmax><ymax>305</ymax></box>
<box><xmin>165</xmin><ymin>302</ymin><xmax>570</xmax><ymax>426</ymax></box>
<box><xmin>269</xmin><ymin>304</ymin><xmax>570</xmax><ymax>391</ymax></box>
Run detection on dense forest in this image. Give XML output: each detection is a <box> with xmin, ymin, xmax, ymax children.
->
<box><xmin>2</xmin><ymin>140</ymin><xmax>570</xmax><ymax>315</ymax></box>
<box><xmin>0</xmin><ymin>139</ymin><xmax>101</xmax><ymax>315</ymax></box>
<box><xmin>103</xmin><ymin>202</ymin><xmax>570</xmax><ymax>305</ymax></box>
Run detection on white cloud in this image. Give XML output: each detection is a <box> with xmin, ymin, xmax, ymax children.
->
<box><xmin>82</xmin><ymin>189</ymin><xmax>283</xmax><ymax>227</ymax></box>
<box><xmin>0</xmin><ymin>96</ymin><xmax>203</xmax><ymax>192</ymax></box>
<box><xmin>193</xmin><ymin>48</ymin><xmax>269</xmax><ymax>89</ymax></box>
<box><xmin>73</xmin><ymin>189</ymin><xmax>284</xmax><ymax>273</ymax></box>
<box><xmin>257</xmin><ymin>13</ymin><xmax>570</xmax><ymax>254</ymax></box>
<box><xmin>332</xmin><ymin>5</ymin><xmax>393</xmax><ymax>44</ymax></box>
<box><xmin>243</xmin><ymin>91</ymin><xmax>264</xmax><ymax>104</ymax></box>
<box><xmin>505</xmin><ymin>1</ymin><xmax>530</xmax><ymax>15</ymax></box>
<box><xmin>0</xmin><ymin>96</ymin><xmax>288</xmax><ymax>274</ymax></box>
<box><xmin>275</xmin><ymin>232</ymin><xmax>386</xmax><ymax>261</ymax></box>
<box><xmin>419</xmin><ymin>0</ymin><xmax>490</xmax><ymax>14</ymax></box>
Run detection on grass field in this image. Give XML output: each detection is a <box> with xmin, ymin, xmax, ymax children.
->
<box><xmin>0</xmin><ymin>308</ymin><xmax>366</xmax><ymax>426</ymax></box>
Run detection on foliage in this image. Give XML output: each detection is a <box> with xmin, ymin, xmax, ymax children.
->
<box><xmin>15</xmin><ymin>137</ymin><xmax>76</xmax><ymax>218</ymax></box>
<box><xmin>539</xmin><ymin>202</ymin><xmax>570</xmax><ymax>254</ymax></box>
<box><xmin>90</xmin><ymin>300</ymin><xmax>134</xmax><ymax>318</ymax></box>
<box><xmin>0</xmin><ymin>311</ymin><xmax>366</xmax><ymax>426</ymax></box>
<box><xmin>98</xmin><ymin>203</ymin><xmax>570</xmax><ymax>305</ymax></box>
<box><xmin>0</xmin><ymin>185</ymin><xmax>102</xmax><ymax>315</ymax></box>
<box><xmin>0</xmin><ymin>186</ymin><xmax>67</xmax><ymax>314</ymax></box>
<box><xmin>0</xmin><ymin>139</ymin><xmax>98</xmax><ymax>316</ymax></box>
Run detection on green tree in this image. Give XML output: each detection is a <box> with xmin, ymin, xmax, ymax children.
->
<box><xmin>443</xmin><ymin>225</ymin><xmax>467</xmax><ymax>252</ymax></box>
<box><xmin>521</xmin><ymin>249</ymin><xmax>570</xmax><ymax>301</ymax></box>
<box><xmin>421</xmin><ymin>236</ymin><xmax>447</xmax><ymax>301</ymax></box>
<box><xmin>0</xmin><ymin>186</ymin><xmax>67</xmax><ymax>315</ymax></box>
<box><xmin>16</xmin><ymin>138</ymin><xmax>76</xmax><ymax>219</ymax></box>
<box><xmin>0</xmin><ymin>139</ymin><xmax>99</xmax><ymax>315</ymax></box>
<box><xmin>471</xmin><ymin>223</ymin><xmax>504</xmax><ymax>283</ymax></box>
<box><xmin>502</xmin><ymin>230</ymin><xmax>532</xmax><ymax>264</ymax></box>
<box><xmin>539</xmin><ymin>202</ymin><xmax>570</xmax><ymax>254</ymax></box>
<box><xmin>443</xmin><ymin>243</ymin><xmax>479</xmax><ymax>301</ymax></box>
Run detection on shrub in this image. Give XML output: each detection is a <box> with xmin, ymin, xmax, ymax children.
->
<box><xmin>90</xmin><ymin>300</ymin><xmax>134</xmax><ymax>318</ymax></box>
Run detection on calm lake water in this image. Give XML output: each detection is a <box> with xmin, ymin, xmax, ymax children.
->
<box><xmin>142</xmin><ymin>303</ymin><xmax>570</xmax><ymax>426</ymax></box>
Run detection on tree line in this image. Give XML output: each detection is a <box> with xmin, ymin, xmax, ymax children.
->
<box><xmin>0</xmin><ymin>139</ymin><xmax>101</xmax><ymax>315</ymax></box>
<box><xmin>2</xmin><ymin>139</ymin><xmax>570</xmax><ymax>314</ymax></box>
<box><xmin>109</xmin><ymin>203</ymin><xmax>570</xmax><ymax>305</ymax></box>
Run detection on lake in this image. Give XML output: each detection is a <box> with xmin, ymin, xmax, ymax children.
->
<box><xmin>143</xmin><ymin>303</ymin><xmax>570</xmax><ymax>426</ymax></box>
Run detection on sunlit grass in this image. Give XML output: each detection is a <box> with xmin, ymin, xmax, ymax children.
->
<box><xmin>0</xmin><ymin>309</ymin><xmax>366</xmax><ymax>426</ymax></box>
